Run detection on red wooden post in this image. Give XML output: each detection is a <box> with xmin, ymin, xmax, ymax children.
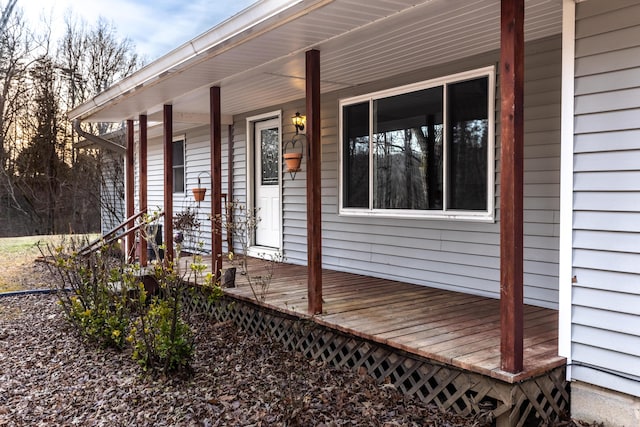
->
<box><xmin>210</xmin><ymin>86</ymin><xmax>223</xmax><ymax>275</ymax></box>
<box><xmin>125</xmin><ymin>119</ymin><xmax>135</xmax><ymax>262</ymax></box>
<box><xmin>500</xmin><ymin>0</ymin><xmax>525</xmax><ymax>374</ymax></box>
<box><xmin>139</xmin><ymin>114</ymin><xmax>148</xmax><ymax>266</ymax></box>
<box><xmin>227</xmin><ymin>124</ymin><xmax>234</xmax><ymax>250</ymax></box>
<box><xmin>306</xmin><ymin>49</ymin><xmax>322</xmax><ymax>314</ymax></box>
<box><xmin>163</xmin><ymin>104</ymin><xmax>174</xmax><ymax>263</ymax></box>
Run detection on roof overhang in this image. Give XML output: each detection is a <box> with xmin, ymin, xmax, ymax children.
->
<box><xmin>68</xmin><ymin>0</ymin><xmax>563</xmax><ymax>124</ymax></box>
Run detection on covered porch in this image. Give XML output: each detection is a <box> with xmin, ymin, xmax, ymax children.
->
<box><xmin>69</xmin><ymin>0</ymin><xmax>569</xmax><ymax>422</ymax></box>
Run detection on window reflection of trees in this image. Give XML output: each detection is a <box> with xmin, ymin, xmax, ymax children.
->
<box><xmin>342</xmin><ymin>74</ymin><xmax>489</xmax><ymax>213</ymax></box>
<box><xmin>372</xmin><ymin>85</ymin><xmax>444</xmax><ymax>211</ymax></box>
<box><xmin>345</xmin><ymin>136</ymin><xmax>369</xmax><ymax>207</ymax></box>
<box><xmin>343</xmin><ymin>102</ymin><xmax>369</xmax><ymax>208</ymax></box>
<box><xmin>448</xmin><ymin>78</ymin><xmax>489</xmax><ymax>211</ymax></box>
<box><xmin>448</xmin><ymin>119</ymin><xmax>488</xmax><ymax>210</ymax></box>
<box><xmin>374</xmin><ymin>124</ymin><xmax>443</xmax><ymax>210</ymax></box>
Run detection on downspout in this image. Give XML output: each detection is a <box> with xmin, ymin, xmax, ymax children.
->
<box><xmin>73</xmin><ymin>120</ymin><xmax>126</xmax><ymax>154</ymax></box>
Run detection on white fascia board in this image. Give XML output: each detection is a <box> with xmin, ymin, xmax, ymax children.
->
<box><xmin>68</xmin><ymin>0</ymin><xmax>307</xmax><ymax>121</ymax></box>
<box><xmin>558</xmin><ymin>0</ymin><xmax>576</xmax><ymax>366</ymax></box>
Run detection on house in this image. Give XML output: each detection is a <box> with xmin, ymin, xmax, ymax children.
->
<box><xmin>74</xmin><ymin>126</ymin><xmax>127</xmax><ymax>233</ymax></box>
<box><xmin>68</xmin><ymin>0</ymin><xmax>640</xmax><ymax>425</ymax></box>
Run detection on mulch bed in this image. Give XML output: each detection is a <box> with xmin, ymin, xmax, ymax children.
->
<box><xmin>1</xmin><ymin>294</ymin><xmax>489</xmax><ymax>426</ymax></box>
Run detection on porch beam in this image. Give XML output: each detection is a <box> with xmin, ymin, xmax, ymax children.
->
<box><xmin>499</xmin><ymin>0</ymin><xmax>525</xmax><ymax>373</ymax></box>
<box><xmin>139</xmin><ymin>114</ymin><xmax>148</xmax><ymax>266</ymax></box>
<box><xmin>163</xmin><ymin>104</ymin><xmax>174</xmax><ymax>263</ymax></box>
<box><xmin>210</xmin><ymin>86</ymin><xmax>223</xmax><ymax>275</ymax></box>
<box><xmin>306</xmin><ymin>49</ymin><xmax>322</xmax><ymax>315</ymax></box>
<box><xmin>125</xmin><ymin>119</ymin><xmax>135</xmax><ymax>262</ymax></box>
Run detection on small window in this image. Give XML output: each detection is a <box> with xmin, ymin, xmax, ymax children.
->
<box><xmin>340</xmin><ymin>67</ymin><xmax>495</xmax><ymax>221</ymax></box>
<box><xmin>172</xmin><ymin>138</ymin><xmax>185</xmax><ymax>193</ymax></box>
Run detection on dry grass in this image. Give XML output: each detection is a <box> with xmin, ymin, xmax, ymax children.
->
<box><xmin>0</xmin><ymin>235</ymin><xmax>97</xmax><ymax>293</ymax></box>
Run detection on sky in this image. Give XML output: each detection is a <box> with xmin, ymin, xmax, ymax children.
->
<box><xmin>20</xmin><ymin>0</ymin><xmax>259</xmax><ymax>61</ymax></box>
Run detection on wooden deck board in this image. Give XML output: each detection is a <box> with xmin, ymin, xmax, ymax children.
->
<box><xmin>188</xmin><ymin>257</ymin><xmax>564</xmax><ymax>383</ymax></box>
<box><xmin>325</xmin><ymin>295</ymin><xmax>488</xmax><ymax>334</ymax></box>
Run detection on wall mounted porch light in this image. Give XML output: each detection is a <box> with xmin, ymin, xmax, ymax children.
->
<box><xmin>283</xmin><ymin>112</ymin><xmax>306</xmax><ymax>180</ymax></box>
<box><xmin>291</xmin><ymin>112</ymin><xmax>305</xmax><ymax>134</ymax></box>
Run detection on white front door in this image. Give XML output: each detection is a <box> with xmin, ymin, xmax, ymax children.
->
<box><xmin>254</xmin><ymin>118</ymin><xmax>281</xmax><ymax>249</ymax></box>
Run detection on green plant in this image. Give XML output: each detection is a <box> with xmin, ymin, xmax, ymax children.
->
<box><xmin>125</xmin><ymin>257</ymin><xmax>196</xmax><ymax>373</ymax></box>
<box><xmin>41</xmin><ymin>236</ymin><xmax>133</xmax><ymax>350</ymax></box>
<box><xmin>42</xmin><ymin>216</ymin><xmax>218</xmax><ymax>375</ymax></box>
<box><xmin>68</xmin><ymin>295</ymin><xmax>130</xmax><ymax>349</ymax></box>
<box><xmin>128</xmin><ymin>296</ymin><xmax>193</xmax><ymax>372</ymax></box>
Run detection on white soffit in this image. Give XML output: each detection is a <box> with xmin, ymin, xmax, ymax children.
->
<box><xmin>74</xmin><ymin>0</ymin><xmax>562</xmax><ymax>123</ymax></box>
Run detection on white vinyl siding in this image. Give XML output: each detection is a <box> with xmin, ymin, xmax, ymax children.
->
<box><xmin>147</xmin><ymin>137</ymin><xmax>165</xmax><ymax>219</ymax></box>
<box><xmin>146</xmin><ymin>125</ymin><xmax>230</xmax><ymax>255</ymax></box>
<box><xmin>231</xmin><ymin>35</ymin><xmax>562</xmax><ymax>309</ymax></box>
<box><xmin>571</xmin><ymin>0</ymin><xmax>640</xmax><ymax>397</ymax></box>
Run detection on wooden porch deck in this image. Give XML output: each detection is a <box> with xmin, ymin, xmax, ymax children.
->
<box><xmin>187</xmin><ymin>257</ymin><xmax>564</xmax><ymax>384</ymax></box>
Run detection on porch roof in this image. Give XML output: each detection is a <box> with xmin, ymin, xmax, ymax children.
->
<box><xmin>68</xmin><ymin>0</ymin><xmax>562</xmax><ymax>126</ymax></box>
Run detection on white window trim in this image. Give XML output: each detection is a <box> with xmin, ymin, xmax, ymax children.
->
<box><xmin>338</xmin><ymin>66</ymin><xmax>496</xmax><ymax>222</ymax></box>
<box><xmin>172</xmin><ymin>135</ymin><xmax>186</xmax><ymax>194</ymax></box>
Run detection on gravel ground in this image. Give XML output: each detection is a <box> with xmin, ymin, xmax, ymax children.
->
<box><xmin>0</xmin><ymin>294</ymin><xmax>488</xmax><ymax>427</ymax></box>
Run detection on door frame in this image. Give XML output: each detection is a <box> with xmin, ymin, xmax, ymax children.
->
<box><xmin>246</xmin><ymin>110</ymin><xmax>283</xmax><ymax>258</ymax></box>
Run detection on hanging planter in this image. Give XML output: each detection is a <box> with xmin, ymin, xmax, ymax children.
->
<box><xmin>192</xmin><ymin>172</ymin><xmax>211</xmax><ymax>202</ymax></box>
<box><xmin>283</xmin><ymin>152</ymin><xmax>303</xmax><ymax>173</ymax></box>
<box><xmin>192</xmin><ymin>187</ymin><xmax>206</xmax><ymax>202</ymax></box>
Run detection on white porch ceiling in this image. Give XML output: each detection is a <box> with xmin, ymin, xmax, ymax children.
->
<box><xmin>73</xmin><ymin>0</ymin><xmax>562</xmax><ymax>124</ymax></box>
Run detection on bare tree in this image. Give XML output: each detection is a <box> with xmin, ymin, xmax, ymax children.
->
<box><xmin>0</xmin><ymin>4</ymin><xmax>141</xmax><ymax>236</ymax></box>
<box><xmin>0</xmin><ymin>2</ymin><xmax>29</xmax><ymax>172</ymax></box>
<box><xmin>0</xmin><ymin>2</ymin><xmax>40</xmax><ymax>233</ymax></box>
<box><xmin>57</xmin><ymin>13</ymin><xmax>142</xmax><ymax>232</ymax></box>
<box><xmin>59</xmin><ymin>14</ymin><xmax>141</xmax><ymax>134</ymax></box>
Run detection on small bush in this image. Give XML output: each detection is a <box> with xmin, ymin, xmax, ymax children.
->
<box><xmin>128</xmin><ymin>297</ymin><xmax>194</xmax><ymax>372</ymax></box>
<box><xmin>68</xmin><ymin>295</ymin><xmax>129</xmax><ymax>349</ymax></box>
<box><xmin>42</xmin><ymin>231</ymin><xmax>216</xmax><ymax>375</ymax></box>
<box><xmin>44</xmin><ymin>238</ymin><xmax>132</xmax><ymax>350</ymax></box>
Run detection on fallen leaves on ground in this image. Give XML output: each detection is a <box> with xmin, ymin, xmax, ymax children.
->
<box><xmin>0</xmin><ymin>294</ymin><xmax>485</xmax><ymax>426</ymax></box>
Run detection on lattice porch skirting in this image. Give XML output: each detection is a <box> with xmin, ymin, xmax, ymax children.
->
<box><xmin>184</xmin><ymin>289</ymin><xmax>570</xmax><ymax>427</ymax></box>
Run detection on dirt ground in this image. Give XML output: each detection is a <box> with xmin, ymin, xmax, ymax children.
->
<box><xmin>1</xmin><ymin>294</ymin><xmax>487</xmax><ymax>426</ymax></box>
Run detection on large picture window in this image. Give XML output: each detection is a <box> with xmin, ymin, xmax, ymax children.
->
<box><xmin>340</xmin><ymin>67</ymin><xmax>494</xmax><ymax>220</ymax></box>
